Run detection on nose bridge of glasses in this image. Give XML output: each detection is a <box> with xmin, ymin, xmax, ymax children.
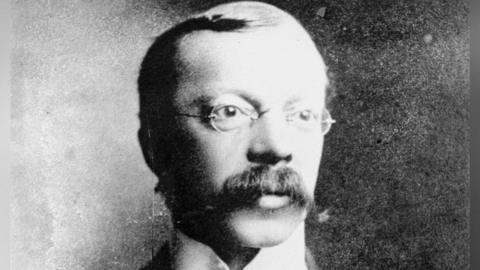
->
<box><xmin>252</xmin><ymin>108</ymin><xmax>296</xmax><ymax>123</ymax></box>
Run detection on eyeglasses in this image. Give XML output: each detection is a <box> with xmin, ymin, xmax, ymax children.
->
<box><xmin>176</xmin><ymin>104</ymin><xmax>335</xmax><ymax>135</ymax></box>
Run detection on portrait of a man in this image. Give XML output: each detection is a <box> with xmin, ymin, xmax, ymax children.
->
<box><xmin>138</xmin><ymin>2</ymin><xmax>333</xmax><ymax>269</ymax></box>
<box><xmin>11</xmin><ymin>0</ymin><xmax>469</xmax><ymax>269</ymax></box>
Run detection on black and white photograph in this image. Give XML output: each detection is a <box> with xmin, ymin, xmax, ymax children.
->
<box><xmin>11</xmin><ymin>0</ymin><xmax>469</xmax><ymax>269</ymax></box>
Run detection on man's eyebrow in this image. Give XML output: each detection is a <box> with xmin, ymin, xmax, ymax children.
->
<box><xmin>284</xmin><ymin>96</ymin><xmax>322</xmax><ymax>110</ymax></box>
<box><xmin>189</xmin><ymin>90</ymin><xmax>263</xmax><ymax>109</ymax></box>
<box><xmin>284</xmin><ymin>96</ymin><xmax>302</xmax><ymax>108</ymax></box>
<box><xmin>234</xmin><ymin>91</ymin><xmax>262</xmax><ymax>109</ymax></box>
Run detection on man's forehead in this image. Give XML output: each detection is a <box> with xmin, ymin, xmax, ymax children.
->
<box><xmin>174</xmin><ymin>27</ymin><xmax>326</xmax><ymax>78</ymax></box>
<box><xmin>167</xmin><ymin>2</ymin><xmax>329</xmax><ymax>109</ymax></box>
<box><xmin>172</xmin><ymin>29</ymin><xmax>327</xmax><ymax>110</ymax></box>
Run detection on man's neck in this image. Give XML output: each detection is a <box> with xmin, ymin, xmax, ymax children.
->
<box><xmin>170</xmin><ymin>223</ymin><xmax>308</xmax><ymax>270</ymax></box>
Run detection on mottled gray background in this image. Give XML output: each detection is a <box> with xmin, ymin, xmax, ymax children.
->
<box><xmin>11</xmin><ymin>0</ymin><xmax>469</xmax><ymax>269</ymax></box>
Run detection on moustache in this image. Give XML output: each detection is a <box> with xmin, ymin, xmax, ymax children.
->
<box><xmin>210</xmin><ymin>165</ymin><xmax>313</xmax><ymax>211</ymax></box>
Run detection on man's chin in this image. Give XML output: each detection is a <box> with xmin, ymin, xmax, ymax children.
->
<box><xmin>224</xmin><ymin>204</ymin><xmax>308</xmax><ymax>248</ymax></box>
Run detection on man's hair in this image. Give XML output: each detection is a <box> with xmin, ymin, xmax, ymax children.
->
<box><xmin>137</xmin><ymin>1</ymin><xmax>329</xmax><ymax>176</ymax></box>
<box><xmin>138</xmin><ymin>2</ymin><xmax>303</xmax><ymax>120</ymax></box>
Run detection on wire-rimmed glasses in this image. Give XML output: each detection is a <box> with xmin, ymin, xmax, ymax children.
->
<box><xmin>176</xmin><ymin>104</ymin><xmax>335</xmax><ymax>135</ymax></box>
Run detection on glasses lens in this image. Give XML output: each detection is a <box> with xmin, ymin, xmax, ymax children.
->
<box><xmin>285</xmin><ymin>108</ymin><xmax>334</xmax><ymax>134</ymax></box>
<box><xmin>208</xmin><ymin>105</ymin><xmax>334</xmax><ymax>134</ymax></box>
<box><xmin>286</xmin><ymin>109</ymin><xmax>322</xmax><ymax>132</ymax></box>
<box><xmin>209</xmin><ymin>105</ymin><xmax>255</xmax><ymax>131</ymax></box>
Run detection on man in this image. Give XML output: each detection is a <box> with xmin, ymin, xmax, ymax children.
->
<box><xmin>138</xmin><ymin>2</ymin><xmax>335</xmax><ymax>269</ymax></box>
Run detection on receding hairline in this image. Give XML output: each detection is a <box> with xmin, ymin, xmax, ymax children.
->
<box><xmin>137</xmin><ymin>1</ymin><xmax>331</xmax><ymax>121</ymax></box>
<box><xmin>190</xmin><ymin>1</ymin><xmax>298</xmax><ymax>28</ymax></box>
<box><xmin>172</xmin><ymin>2</ymin><xmax>328</xmax><ymax>82</ymax></box>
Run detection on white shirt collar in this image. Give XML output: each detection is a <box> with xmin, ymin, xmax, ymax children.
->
<box><xmin>170</xmin><ymin>223</ymin><xmax>309</xmax><ymax>270</ymax></box>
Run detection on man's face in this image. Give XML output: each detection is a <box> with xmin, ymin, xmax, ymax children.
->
<box><xmin>166</xmin><ymin>25</ymin><xmax>329</xmax><ymax>248</ymax></box>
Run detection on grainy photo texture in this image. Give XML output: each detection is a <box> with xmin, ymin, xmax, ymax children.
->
<box><xmin>11</xmin><ymin>1</ymin><xmax>469</xmax><ymax>270</ymax></box>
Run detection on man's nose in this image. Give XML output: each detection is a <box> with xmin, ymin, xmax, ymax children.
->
<box><xmin>246</xmin><ymin>114</ymin><xmax>293</xmax><ymax>165</ymax></box>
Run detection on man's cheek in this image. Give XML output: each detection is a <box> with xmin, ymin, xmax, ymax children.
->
<box><xmin>203</xmin><ymin>140</ymin><xmax>247</xmax><ymax>177</ymax></box>
<box><xmin>300</xmin><ymin>153</ymin><xmax>323</xmax><ymax>191</ymax></box>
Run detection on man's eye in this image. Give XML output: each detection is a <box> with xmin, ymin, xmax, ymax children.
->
<box><xmin>212</xmin><ymin>105</ymin><xmax>241</xmax><ymax>119</ymax></box>
<box><xmin>208</xmin><ymin>105</ymin><xmax>254</xmax><ymax>132</ymax></box>
<box><xmin>288</xmin><ymin>110</ymin><xmax>318</xmax><ymax>122</ymax></box>
<box><xmin>299</xmin><ymin>110</ymin><xmax>314</xmax><ymax>121</ymax></box>
<box><xmin>223</xmin><ymin>106</ymin><xmax>239</xmax><ymax>117</ymax></box>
